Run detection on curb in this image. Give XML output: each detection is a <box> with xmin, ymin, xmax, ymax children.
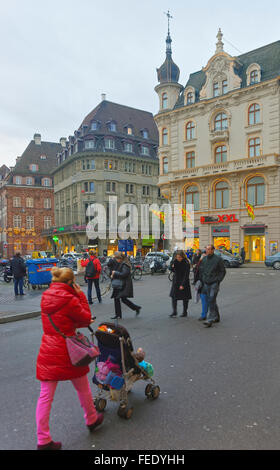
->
<box><xmin>0</xmin><ymin>283</ymin><xmax>112</xmax><ymax>324</ymax></box>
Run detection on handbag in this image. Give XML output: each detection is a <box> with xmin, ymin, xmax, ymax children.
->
<box><xmin>111</xmin><ymin>278</ymin><xmax>124</xmax><ymax>290</ymax></box>
<box><xmin>48</xmin><ymin>314</ymin><xmax>100</xmax><ymax>367</ymax></box>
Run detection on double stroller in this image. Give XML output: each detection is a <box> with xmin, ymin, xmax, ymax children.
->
<box><xmin>92</xmin><ymin>322</ymin><xmax>160</xmax><ymax>419</ymax></box>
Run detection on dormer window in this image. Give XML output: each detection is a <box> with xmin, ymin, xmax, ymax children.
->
<box><xmin>222</xmin><ymin>80</ymin><xmax>228</xmax><ymax>95</ymax></box>
<box><xmin>187</xmin><ymin>92</ymin><xmax>194</xmax><ymax>105</ymax></box>
<box><xmin>213</xmin><ymin>82</ymin><xmax>219</xmax><ymax>97</ymax></box>
<box><xmin>246</xmin><ymin>64</ymin><xmax>261</xmax><ymax>86</ymax></box>
<box><xmin>127</xmin><ymin>126</ymin><xmax>133</xmax><ymax>135</ymax></box>
<box><xmin>250</xmin><ymin>70</ymin><xmax>259</xmax><ymax>84</ymax></box>
<box><xmin>40</xmin><ymin>154</ymin><xmax>47</xmax><ymax>160</ymax></box>
<box><xmin>124</xmin><ymin>142</ymin><xmax>133</xmax><ymax>153</ymax></box>
<box><xmin>142</xmin><ymin>129</ymin><xmax>149</xmax><ymax>139</ymax></box>
<box><xmin>30</xmin><ymin>164</ymin><xmax>38</xmax><ymax>172</ymax></box>
<box><xmin>42</xmin><ymin>178</ymin><xmax>51</xmax><ymax>187</ymax></box>
<box><xmin>108</xmin><ymin>121</ymin><xmax>117</xmax><ymax>132</ymax></box>
<box><xmin>91</xmin><ymin>121</ymin><xmax>98</xmax><ymax>130</ymax></box>
<box><xmin>84</xmin><ymin>140</ymin><xmax>95</xmax><ymax>150</ymax></box>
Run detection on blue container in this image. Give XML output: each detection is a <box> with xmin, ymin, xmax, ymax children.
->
<box><xmin>26</xmin><ymin>258</ymin><xmax>58</xmax><ymax>286</ymax></box>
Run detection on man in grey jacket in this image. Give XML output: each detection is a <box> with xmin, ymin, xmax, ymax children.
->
<box><xmin>200</xmin><ymin>245</ymin><xmax>226</xmax><ymax>328</ymax></box>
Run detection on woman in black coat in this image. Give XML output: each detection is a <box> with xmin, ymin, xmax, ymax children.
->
<box><xmin>110</xmin><ymin>252</ymin><xmax>141</xmax><ymax>319</ymax></box>
<box><xmin>170</xmin><ymin>250</ymin><xmax>192</xmax><ymax>318</ymax></box>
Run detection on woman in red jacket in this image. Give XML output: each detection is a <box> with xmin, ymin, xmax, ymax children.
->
<box><xmin>81</xmin><ymin>250</ymin><xmax>102</xmax><ymax>305</ymax></box>
<box><xmin>36</xmin><ymin>267</ymin><xmax>103</xmax><ymax>450</ymax></box>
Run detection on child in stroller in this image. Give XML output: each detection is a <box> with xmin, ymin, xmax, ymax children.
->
<box><xmin>92</xmin><ymin>322</ymin><xmax>160</xmax><ymax>419</ymax></box>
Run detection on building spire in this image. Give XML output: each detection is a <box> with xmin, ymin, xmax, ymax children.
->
<box><xmin>164</xmin><ymin>10</ymin><xmax>173</xmax><ymax>56</ymax></box>
<box><xmin>216</xmin><ymin>28</ymin><xmax>224</xmax><ymax>53</ymax></box>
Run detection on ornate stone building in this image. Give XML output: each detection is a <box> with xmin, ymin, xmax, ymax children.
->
<box><xmin>155</xmin><ymin>28</ymin><xmax>280</xmax><ymax>261</ymax></box>
<box><xmin>43</xmin><ymin>97</ymin><xmax>163</xmax><ymax>256</ymax></box>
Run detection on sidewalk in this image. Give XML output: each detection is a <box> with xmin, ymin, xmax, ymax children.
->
<box><xmin>0</xmin><ymin>277</ymin><xmax>111</xmax><ymax>324</ymax></box>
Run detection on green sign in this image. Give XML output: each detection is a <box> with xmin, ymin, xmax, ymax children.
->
<box><xmin>52</xmin><ymin>236</ymin><xmax>59</xmax><ymax>242</ymax></box>
<box><xmin>142</xmin><ymin>236</ymin><xmax>155</xmax><ymax>247</ymax></box>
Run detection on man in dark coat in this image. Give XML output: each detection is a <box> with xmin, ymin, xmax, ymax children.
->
<box><xmin>10</xmin><ymin>252</ymin><xmax>26</xmax><ymax>296</ymax></box>
<box><xmin>200</xmin><ymin>245</ymin><xmax>226</xmax><ymax>328</ymax></box>
<box><xmin>110</xmin><ymin>252</ymin><xmax>141</xmax><ymax>319</ymax></box>
<box><xmin>169</xmin><ymin>250</ymin><xmax>192</xmax><ymax>318</ymax></box>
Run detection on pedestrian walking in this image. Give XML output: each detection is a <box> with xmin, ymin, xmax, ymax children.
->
<box><xmin>81</xmin><ymin>250</ymin><xmax>102</xmax><ymax>305</ymax></box>
<box><xmin>169</xmin><ymin>250</ymin><xmax>192</xmax><ymax>318</ymax></box>
<box><xmin>10</xmin><ymin>252</ymin><xmax>26</xmax><ymax>297</ymax></box>
<box><xmin>35</xmin><ymin>267</ymin><xmax>103</xmax><ymax>450</ymax></box>
<box><xmin>241</xmin><ymin>247</ymin><xmax>246</xmax><ymax>264</ymax></box>
<box><xmin>110</xmin><ymin>252</ymin><xmax>141</xmax><ymax>319</ymax></box>
<box><xmin>193</xmin><ymin>252</ymin><xmax>209</xmax><ymax>321</ymax></box>
<box><xmin>199</xmin><ymin>245</ymin><xmax>226</xmax><ymax>328</ymax></box>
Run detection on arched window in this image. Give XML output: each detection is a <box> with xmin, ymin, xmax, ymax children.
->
<box><xmin>215</xmin><ymin>181</ymin><xmax>229</xmax><ymax>209</ymax></box>
<box><xmin>185</xmin><ymin>185</ymin><xmax>199</xmax><ymax>211</ymax></box>
<box><xmin>248</xmin><ymin>137</ymin><xmax>261</xmax><ymax>157</ymax></box>
<box><xmin>187</xmin><ymin>92</ymin><xmax>194</xmax><ymax>104</ymax></box>
<box><xmin>250</xmin><ymin>70</ymin><xmax>259</xmax><ymax>84</ymax></box>
<box><xmin>186</xmin><ymin>151</ymin><xmax>195</xmax><ymax>168</ymax></box>
<box><xmin>162</xmin><ymin>128</ymin><xmax>168</xmax><ymax>145</ymax></box>
<box><xmin>248</xmin><ymin>104</ymin><xmax>261</xmax><ymax>125</ymax></box>
<box><xmin>214</xmin><ymin>113</ymin><xmax>228</xmax><ymax>131</ymax></box>
<box><xmin>162</xmin><ymin>93</ymin><xmax>168</xmax><ymax>109</ymax></box>
<box><xmin>162</xmin><ymin>157</ymin><xmax>168</xmax><ymax>174</ymax></box>
<box><xmin>247</xmin><ymin>176</ymin><xmax>265</xmax><ymax>206</ymax></box>
<box><xmin>186</xmin><ymin>121</ymin><xmax>195</xmax><ymax>140</ymax></box>
<box><xmin>215</xmin><ymin>145</ymin><xmax>227</xmax><ymax>163</ymax></box>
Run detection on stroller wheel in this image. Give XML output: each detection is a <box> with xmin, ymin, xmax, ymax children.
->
<box><xmin>151</xmin><ymin>385</ymin><xmax>160</xmax><ymax>400</ymax></box>
<box><xmin>145</xmin><ymin>384</ymin><xmax>153</xmax><ymax>397</ymax></box>
<box><xmin>118</xmin><ymin>405</ymin><xmax>133</xmax><ymax>420</ymax></box>
<box><xmin>94</xmin><ymin>398</ymin><xmax>107</xmax><ymax>412</ymax></box>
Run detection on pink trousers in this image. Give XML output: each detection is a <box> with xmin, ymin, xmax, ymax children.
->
<box><xmin>36</xmin><ymin>375</ymin><xmax>98</xmax><ymax>445</ymax></box>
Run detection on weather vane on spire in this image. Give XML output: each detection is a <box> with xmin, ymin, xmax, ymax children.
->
<box><xmin>164</xmin><ymin>10</ymin><xmax>173</xmax><ymax>35</ymax></box>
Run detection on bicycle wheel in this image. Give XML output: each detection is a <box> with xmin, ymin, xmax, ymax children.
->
<box><xmin>133</xmin><ymin>268</ymin><xmax>142</xmax><ymax>281</ymax></box>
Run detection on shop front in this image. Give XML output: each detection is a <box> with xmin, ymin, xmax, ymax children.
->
<box><xmin>243</xmin><ymin>225</ymin><xmax>266</xmax><ymax>262</ymax></box>
<box><xmin>184</xmin><ymin>227</ymin><xmax>199</xmax><ymax>250</ymax></box>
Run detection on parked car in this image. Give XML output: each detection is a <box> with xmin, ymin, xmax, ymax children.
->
<box><xmin>62</xmin><ymin>253</ymin><xmax>83</xmax><ymax>260</ymax></box>
<box><xmin>265</xmin><ymin>252</ymin><xmax>280</xmax><ymax>270</ymax></box>
<box><xmin>214</xmin><ymin>250</ymin><xmax>241</xmax><ymax>268</ymax></box>
<box><xmin>145</xmin><ymin>251</ymin><xmax>171</xmax><ymax>267</ymax></box>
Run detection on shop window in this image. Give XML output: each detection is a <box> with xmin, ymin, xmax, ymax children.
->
<box><xmin>248</xmin><ymin>104</ymin><xmax>261</xmax><ymax>125</ymax></box>
<box><xmin>247</xmin><ymin>176</ymin><xmax>265</xmax><ymax>206</ymax></box>
<box><xmin>248</xmin><ymin>137</ymin><xmax>261</xmax><ymax>157</ymax></box>
<box><xmin>215</xmin><ymin>181</ymin><xmax>229</xmax><ymax>209</ymax></box>
<box><xmin>215</xmin><ymin>145</ymin><xmax>227</xmax><ymax>163</ymax></box>
<box><xmin>185</xmin><ymin>185</ymin><xmax>199</xmax><ymax>211</ymax></box>
<box><xmin>186</xmin><ymin>121</ymin><xmax>195</xmax><ymax>141</ymax></box>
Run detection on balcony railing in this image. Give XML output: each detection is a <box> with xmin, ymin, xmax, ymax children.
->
<box><xmin>169</xmin><ymin>153</ymin><xmax>280</xmax><ymax>181</ymax></box>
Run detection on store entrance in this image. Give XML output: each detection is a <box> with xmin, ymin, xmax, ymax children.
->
<box><xmin>244</xmin><ymin>236</ymin><xmax>265</xmax><ymax>262</ymax></box>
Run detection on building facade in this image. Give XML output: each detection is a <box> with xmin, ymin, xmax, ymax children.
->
<box><xmin>0</xmin><ymin>134</ymin><xmax>62</xmax><ymax>258</ymax></box>
<box><xmin>43</xmin><ymin>98</ymin><xmax>163</xmax><ymax>256</ymax></box>
<box><xmin>155</xmin><ymin>28</ymin><xmax>280</xmax><ymax>261</ymax></box>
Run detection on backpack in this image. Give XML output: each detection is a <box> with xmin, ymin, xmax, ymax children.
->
<box><xmin>85</xmin><ymin>259</ymin><xmax>97</xmax><ymax>278</ymax></box>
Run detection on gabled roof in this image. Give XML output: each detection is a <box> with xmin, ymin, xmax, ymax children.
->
<box><xmin>79</xmin><ymin>100</ymin><xmax>159</xmax><ymax>142</ymax></box>
<box><xmin>0</xmin><ymin>165</ymin><xmax>10</xmax><ymax>178</ymax></box>
<box><xmin>174</xmin><ymin>40</ymin><xmax>280</xmax><ymax>109</ymax></box>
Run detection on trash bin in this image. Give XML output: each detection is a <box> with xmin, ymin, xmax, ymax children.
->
<box><xmin>26</xmin><ymin>258</ymin><xmax>58</xmax><ymax>289</ymax></box>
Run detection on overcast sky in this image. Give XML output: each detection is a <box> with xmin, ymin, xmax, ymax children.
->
<box><xmin>1</xmin><ymin>0</ymin><xmax>280</xmax><ymax>167</ymax></box>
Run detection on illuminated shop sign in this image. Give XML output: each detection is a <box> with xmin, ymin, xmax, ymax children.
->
<box><xmin>201</xmin><ymin>214</ymin><xmax>239</xmax><ymax>224</ymax></box>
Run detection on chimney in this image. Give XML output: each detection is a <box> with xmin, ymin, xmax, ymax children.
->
<box><xmin>16</xmin><ymin>156</ymin><xmax>21</xmax><ymax>163</ymax></box>
<box><xmin>34</xmin><ymin>133</ymin><xmax>41</xmax><ymax>145</ymax></box>
<box><xmin>60</xmin><ymin>137</ymin><xmax>67</xmax><ymax>148</ymax></box>
<box><xmin>101</xmin><ymin>93</ymin><xmax>106</xmax><ymax>101</ymax></box>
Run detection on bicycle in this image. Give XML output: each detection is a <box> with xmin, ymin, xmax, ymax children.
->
<box><xmin>131</xmin><ymin>263</ymin><xmax>143</xmax><ymax>281</ymax></box>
